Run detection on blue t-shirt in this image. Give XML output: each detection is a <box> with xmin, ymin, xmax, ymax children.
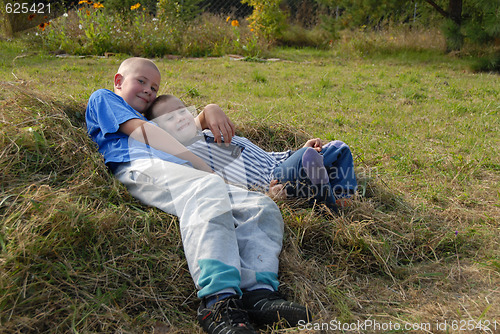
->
<box><xmin>85</xmin><ymin>89</ymin><xmax>189</xmax><ymax>168</ymax></box>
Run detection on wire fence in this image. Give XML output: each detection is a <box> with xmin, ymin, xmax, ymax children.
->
<box><xmin>197</xmin><ymin>0</ymin><xmax>427</xmax><ymax>28</ymax></box>
<box><xmin>199</xmin><ymin>0</ymin><xmax>253</xmax><ymax>18</ymax></box>
<box><xmin>199</xmin><ymin>0</ymin><xmax>321</xmax><ymax>26</ymax></box>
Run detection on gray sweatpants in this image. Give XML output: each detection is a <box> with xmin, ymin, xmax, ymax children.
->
<box><xmin>114</xmin><ymin>158</ymin><xmax>284</xmax><ymax>298</ymax></box>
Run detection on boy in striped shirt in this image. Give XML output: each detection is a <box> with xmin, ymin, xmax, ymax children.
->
<box><xmin>146</xmin><ymin>95</ymin><xmax>357</xmax><ymax>210</ymax></box>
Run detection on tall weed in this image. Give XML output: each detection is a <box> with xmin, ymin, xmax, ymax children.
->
<box><xmin>30</xmin><ymin>1</ymin><xmax>266</xmax><ymax>57</ymax></box>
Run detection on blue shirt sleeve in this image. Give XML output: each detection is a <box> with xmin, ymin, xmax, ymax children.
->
<box><xmin>85</xmin><ymin>89</ymin><xmax>190</xmax><ymax>167</ymax></box>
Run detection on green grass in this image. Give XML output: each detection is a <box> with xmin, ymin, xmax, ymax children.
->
<box><xmin>1</xmin><ymin>35</ymin><xmax>499</xmax><ymax>333</ymax></box>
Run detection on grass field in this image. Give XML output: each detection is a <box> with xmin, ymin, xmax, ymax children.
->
<box><xmin>1</xmin><ymin>33</ymin><xmax>499</xmax><ymax>333</ymax></box>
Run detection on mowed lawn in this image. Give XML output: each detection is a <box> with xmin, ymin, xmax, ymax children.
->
<box><xmin>1</xmin><ymin>40</ymin><xmax>499</xmax><ymax>333</ymax></box>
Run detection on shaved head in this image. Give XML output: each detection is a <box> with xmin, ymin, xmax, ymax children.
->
<box><xmin>114</xmin><ymin>57</ymin><xmax>161</xmax><ymax>112</ymax></box>
<box><xmin>117</xmin><ymin>57</ymin><xmax>160</xmax><ymax>78</ymax></box>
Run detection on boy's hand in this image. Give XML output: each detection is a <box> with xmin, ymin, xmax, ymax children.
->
<box><xmin>268</xmin><ymin>180</ymin><xmax>286</xmax><ymax>200</ymax></box>
<box><xmin>303</xmin><ymin>138</ymin><xmax>323</xmax><ymax>152</ymax></box>
<box><xmin>196</xmin><ymin>104</ymin><xmax>235</xmax><ymax>145</ymax></box>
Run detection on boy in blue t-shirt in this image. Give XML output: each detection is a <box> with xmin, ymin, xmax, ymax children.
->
<box><xmin>85</xmin><ymin>57</ymin><xmax>310</xmax><ymax>334</ymax></box>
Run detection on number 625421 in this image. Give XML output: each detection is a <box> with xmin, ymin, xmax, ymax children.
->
<box><xmin>5</xmin><ymin>2</ymin><xmax>51</xmax><ymax>14</ymax></box>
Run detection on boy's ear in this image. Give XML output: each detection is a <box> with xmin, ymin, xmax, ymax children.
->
<box><xmin>114</xmin><ymin>73</ymin><xmax>124</xmax><ymax>90</ymax></box>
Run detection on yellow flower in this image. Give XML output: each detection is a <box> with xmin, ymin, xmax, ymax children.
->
<box><xmin>231</xmin><ymin>20</ymin><xmax>239</xmax><ymax>27</ymax></box>
<box><xmin>38</xmin><ymin>22</ymin><xmax>47</xmax><ymax>31</ymax></box>
<box><xmin>78</xmin><ymin>0</ymin><xmax>93</xmax><ymax>4</ymax></box>
<box><xmin>93</xmin><ymin>2</ymin><xmax>104</xmax><ymax>9</ymax></box>
<box><xmin>226</xmin><ymin>16</ymin><xmax>230</xmax><ymax>22</ymax></box>
<box><xmin>131</xmin><ymin>3</ymin><xmax>141</xmax><ymax>10</ymax></box>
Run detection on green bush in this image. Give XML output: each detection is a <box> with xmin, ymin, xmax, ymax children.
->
<box><xmin>442</xmin><ymin>19</ymin><xmax>464</xmax><ymax>52</ymax></box>
<box><xmin>471</xmin><ymin>51</ymin><xmax>500</xmax><ymax>73</ymax></box>
<box><xmin>242</xmin><ymin>0</ymin><xmax>287</xmax><ymax>42</ymax></box>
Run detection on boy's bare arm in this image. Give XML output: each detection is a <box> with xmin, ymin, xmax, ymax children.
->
<box><xmin>195</xmin><ymin>104</ymin><xmax>235</xmax><ymax>145</ymax></box>
<box><xmin>119</xmin><ymin>118</ymin><xmax>214</xmax><ymax>173</ymax></box>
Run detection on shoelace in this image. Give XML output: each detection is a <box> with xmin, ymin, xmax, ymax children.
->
<box><xmin>263</xmin><ymin>291</ymin><xmax>285</xmax><ymax>301</ymax></box>
<box><xmin>250</xmin><ymin>291</ymin><xmax>290</xmax><ymax>310</ymax></box>
<box><xmin>211</xmin><ymin>297</ymin><xmax>250</xmax><ymax>326</ymax></box>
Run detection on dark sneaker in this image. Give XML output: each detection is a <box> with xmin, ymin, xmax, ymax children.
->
<box><xmin>241</xmin><ymin>289</ymin><xmax>312</xmax><ymax>327</ymax></box>
<box><xmin>197</xmin><ymin>296</ymin><xmax>257</xmax><ymax>334</ymax></box>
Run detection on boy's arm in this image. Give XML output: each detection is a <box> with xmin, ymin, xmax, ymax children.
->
<box><xmin>195</xmin><ymin>104</ymin><xmax>235</xmax><ymax>145</ymax></box>
<box><xmin>119</xmin><ymin>118</ymin><xmax>214</xmax><ymax>173</ymax></box>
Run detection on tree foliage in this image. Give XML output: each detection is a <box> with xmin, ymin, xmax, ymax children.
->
<box><xmin>315</xmin><ymin>0</ymin><xmax>420</xmax><ymax>27</ymax></box>
<box><xmin>315</xmin><ymin>0</ymin><xmax>499</xmax><ymax>49</ymax></box>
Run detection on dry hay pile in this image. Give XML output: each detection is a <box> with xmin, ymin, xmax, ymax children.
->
<box><xmin>1</xmin><ymin>83</ymin><xmax>498</xmax><ymax>333</ymax></box>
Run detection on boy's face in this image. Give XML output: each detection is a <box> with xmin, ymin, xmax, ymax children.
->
<box><xmin>151</xmin><ymin>99</ymin><xmax>198</xmax><ymax>144</ymax></box>
<box><xmin>114</xmin><ymin>64</ymin><xmax>160</xmax><ymax>113</ymax></box>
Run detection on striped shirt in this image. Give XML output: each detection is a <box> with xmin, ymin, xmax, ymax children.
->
<box><xmin>185</xmin><ymin>131</ymin><xmax>293</xmax><ymax>191</ymax></box>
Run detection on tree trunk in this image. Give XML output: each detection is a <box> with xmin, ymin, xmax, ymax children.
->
<box><xmin>424</xmin><ymin>0</ymin><xmax>462</xmax><ymax>24</ymax></box>
<box><xmin>424</xmin><ymin>0</ymin><xmax>449</xmax><ymax>19</ymax></box>
<box><xmin>424</xmin><ymin>0</ymin><xmax>464</xmax><ymax>51</ymax></box>
<box><xmin>448</xmin><ymin>0</ymin><xmax>462</xmax><ymax>25</ymax></box>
